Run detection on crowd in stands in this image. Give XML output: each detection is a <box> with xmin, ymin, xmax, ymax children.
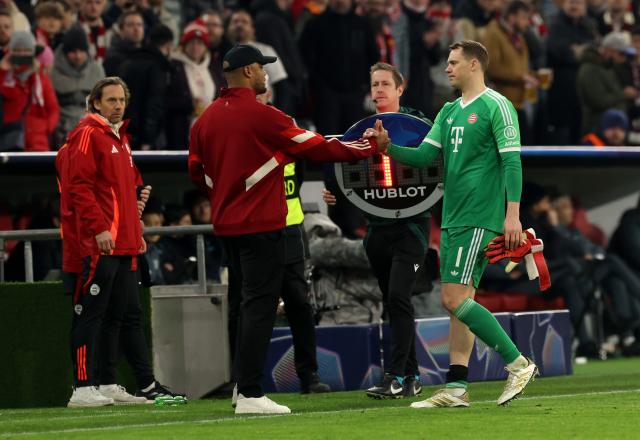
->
<box><xmin>3</xmin><ymin>0</ymin><xmax>640</xmax><ymax>149</ymax></box>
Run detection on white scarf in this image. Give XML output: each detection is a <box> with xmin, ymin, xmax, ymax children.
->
<box><xmin>172</xmin><ymin>50</ymin><xmax>215</xmax><ymax>110</ymax></box>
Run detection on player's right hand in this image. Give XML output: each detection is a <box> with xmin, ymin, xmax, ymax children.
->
<box><xmin>373</xmin><ymin>119</ymin><xmax>390</xmax><ymax>153</ymax></box>
<box><xmin>95</xmin><ymin>231</ymin><xmax>115</xmax><ymax>255</ymax></box>
<box><xmin>322</xmin><ymin>188</ymin><xmax>337</xmax><ymax>206</ymax></box>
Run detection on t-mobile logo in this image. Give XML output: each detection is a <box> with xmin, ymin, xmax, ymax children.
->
<box><xmin>451</xmin><ymin>126</ymin><xmax>464</xmax><ymax>153</ymax></box>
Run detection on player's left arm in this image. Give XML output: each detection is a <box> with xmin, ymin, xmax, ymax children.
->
<box><xmin>492</xmin><ymin>100</ymin><xmax>523</xmax><ymax>250</ymax></box>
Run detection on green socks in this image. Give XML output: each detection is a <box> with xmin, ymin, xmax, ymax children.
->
<box><xmin>453</xmin><ymin>298</ymin><xmax>521</xmax><ymax>364</ymax></box>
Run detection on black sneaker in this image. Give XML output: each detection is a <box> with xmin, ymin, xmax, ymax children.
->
<box><xmin>300</xmin><ymin>373</ymin><xmax>331</xmax><ymax>394</ymax></box>
<box><xmin>403</xmin><ymin>375</ymin><xmax>422</xmax><ymax>397</ymax></box>
<box><xmin>366</xmin><ymin>373</ymin><xmax>404</xmax><ymax>399</ymax></box>
<box><xmin>135</xmin><ymin>382</ymin><xmax>187</xmax><ymax>405</ymax></box>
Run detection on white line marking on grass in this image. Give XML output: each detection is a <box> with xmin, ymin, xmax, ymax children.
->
<box><xmin>3</xmin><ymin>389</ymin><xmax>639</xmax><ymax>438</ymax></box>
<box><xmin>0</xmin><ymin>410</ymin><xmax>188</xmax><ymax>424</ymax></box>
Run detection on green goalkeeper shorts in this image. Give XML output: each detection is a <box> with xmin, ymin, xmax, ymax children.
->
<box><xmin>440</xmin><ymin>227</ymin><xmax>499</xmax><ymax>288</ymax></box>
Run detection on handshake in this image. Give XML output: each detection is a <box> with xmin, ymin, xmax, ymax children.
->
<box><xmin>363</xmin><ymin>120</ymin><xmax>391</xmax><ymax>153</ymax></box>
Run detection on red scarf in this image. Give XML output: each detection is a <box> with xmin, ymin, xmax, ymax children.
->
<box><xmin>79</xmin><ymin>16</ymin><xmax>106</xmax><ymax>62</ymax></box>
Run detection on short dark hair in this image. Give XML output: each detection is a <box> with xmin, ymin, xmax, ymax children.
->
<box><xmin>88</xmin><ymin>77</ymin><xmax>131</xmax><ymax>113</ymax></box>
<box><xmin>117</xmin><ymin>8</ymin><xmax>144</xmax><ymax>29</ymax></box>
<box><xmin>149</xmin><ymin>24</ymin><xmax>173</xmax><ymax>47</ymax></box>
<box><xmin>504</xmin><ymin>0</ymin><xmax>530</xmax><ymax>17</ymax></box>
<box><xmin>35</xmin><ymin>2</ymin><xmax>64</xmax><ymax>19</ymax></box>
<box><xmin>449</xmin><ymin>40</ymin><xmax>490</xmax><ymax>71</ymax></box>
<box><xmin>370</xmin><ymin>62</ymin><xmax>404</xmax><ymax>88</ymax></box>
<box><xmin>0</xmin><ymin>8</ymin><xmax>11</xmax><ymax>20</ymax></box>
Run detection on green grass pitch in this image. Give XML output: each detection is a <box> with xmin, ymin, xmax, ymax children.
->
<box><xmin>1</xmin><ymin>358</ymin><xmax>638</xmax><ymax>439</ymax></box>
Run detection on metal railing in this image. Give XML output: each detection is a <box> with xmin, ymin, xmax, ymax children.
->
<box><xmin>0</xmin><ymin>225</ymin><xmax>214</xmax><ymax>294</ymax></box>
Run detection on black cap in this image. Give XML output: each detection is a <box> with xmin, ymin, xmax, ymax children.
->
<box><xmin>222</xmin><ymin>44</ymin><xmax>277</xmax><ymax>72</ymax></box>
<box><xmin>62</xmin><ymin>25</ymin><xmax>89</xmax><ymax>54</ymax></box>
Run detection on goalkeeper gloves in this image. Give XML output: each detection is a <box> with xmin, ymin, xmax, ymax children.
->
<box><xmin>485</xmin><ymin>228</ymin><xmax>551</xmax><ymax>291</ymax></box>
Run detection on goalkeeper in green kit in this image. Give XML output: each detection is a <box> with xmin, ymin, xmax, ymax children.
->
<box><xmin>371</xmin><ymin>40</ymin><xmax>538</xmax><ymax>407</ymax></box>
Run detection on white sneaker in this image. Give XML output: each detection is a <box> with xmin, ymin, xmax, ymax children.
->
<box><xmin>235</xmin><ymin>394</ymin><xmax>291</xmax><ymax>415</ymax></box>
<box><xmin>99</xmin><ymin>384</ymin><xmax>148</xmax><ymax>405</ymax></box>
<box><xmin>231</xmin><ymin>384</ymin><xmax>238</xmax><ymax>408</ymax></box>
<box><xmin>67</xmin><ymin>386</ymin><xmax>115</xmax><ymax>408</ymax></box>
<box><xmin>410</xmin><ymin>388</ymin><xmax>470</xmax><ymax>409</ymax></box>
<box><xmin>497</xmin><ymin>358</ymin><xmax>539</xmax><ymax>405</ymax></box>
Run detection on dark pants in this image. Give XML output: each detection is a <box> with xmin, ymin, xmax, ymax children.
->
<box><xmin>281</xmin><ymin>225</ymin><xmax>318</xmax><ymax>382</ymax></box>
<box><xmin>364</xmin><ymin>220</ymin><xmax>429</xmax><ymax>377</ymax></box>
<box><xmin>227</xmin><ymin>226</ymin><xmax>320</xmax><ymax>384</ymax></box>
<box><xmin>221</xmin><ymin>230</ymin><xmax>286</xmax><ymax>398</ymax></box>
<box><xmin>70</xmin><ymin>255</ymin><xmax>153</xmax><ymax>388</ymax></box>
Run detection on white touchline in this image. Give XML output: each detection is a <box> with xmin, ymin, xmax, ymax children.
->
<box><xmin>3</xmin><ymin>389</ymin><xmax>639</xmax><ymax>437</ymax></box>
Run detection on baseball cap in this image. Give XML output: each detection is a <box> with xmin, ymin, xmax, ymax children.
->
<box><xmin>601</xmin><ymin>109</ymin><xmax>629</xmax><ymax>131</ymax></box>
<box><xmin>602</xmin><ymin>32</ymin><xmax>637</xmax><ymax>56</ymax></box>
<box><xmin>222</xmin><ymin>44</ymin><xmax>277</xmax><ymax>72</ymax></box>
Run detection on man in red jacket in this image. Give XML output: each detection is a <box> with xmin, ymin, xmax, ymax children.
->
<box><xmin>189</xmin><ymin>44</ymin><xmax>390</xmax><ymax>415</ymax></box>
<box><xmin>62</xmin><ymin>77</ymin><xmax>154</xmax><ymax>408</ymax></box>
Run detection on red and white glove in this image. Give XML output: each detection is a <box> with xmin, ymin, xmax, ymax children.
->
<box><xmin>485</xmin><ymin>228</ymin><xmax>551</xmax><ymax>291</ymax></box>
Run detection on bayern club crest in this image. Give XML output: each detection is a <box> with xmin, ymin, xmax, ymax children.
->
<box><xmin>468</xmin><ymin>113</ymin><xmax>478</xmax><ymax>124</ymax></box>
<box><xmin>333</xmin><ymin>112</ymin><xmax>444</xmax><ymax>219</ymax></box>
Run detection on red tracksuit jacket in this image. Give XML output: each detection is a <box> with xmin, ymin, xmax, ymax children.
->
<box><xmin>188</xmin><ymin>87</ymin><xmax>378</xmax><ymax>236</ymax></box>
<box><xmin>66</xmin><ymin>113</ymin><xmax>143</xmax><ymax>257</ymax></box>
<box><xmin>55</xmin><ymin>143</ymin><xmax>83</xmax><ymax>273</ymax></box>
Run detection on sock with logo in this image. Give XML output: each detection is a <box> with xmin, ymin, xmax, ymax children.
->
<box><xmin>453</xmin><ymin>297</ymin><xmax>521</xmax><ymax>364</ymax></box>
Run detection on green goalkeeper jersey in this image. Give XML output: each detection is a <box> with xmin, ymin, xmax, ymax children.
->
<box><xmin>387</xmin><ymin>88</ymin><xmax>522</xmax><ymax>234</ymax></box>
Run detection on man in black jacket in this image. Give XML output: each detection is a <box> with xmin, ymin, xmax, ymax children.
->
<box><xmin>103</xmin><ymin>9</ymin><xmax>146</xmax><ymax>76</ymax></box>
<box><xmin>252</xmin><ymin>0</ymin><xmax>306</xmax><ymax>116</ymax></box>
<box><xmin>299</xmin><ymin>0</ymin><xmax>379</xmax><ymax>134</ymax></box>
<box><xmin>118</xmin><ymin>24</ymin><xmax>174</xmax><ymax>149</ymax></box>
<box><xmin>546</xmin><ymin>0</ymin><xmax>598</xmax><ymax>144</ymax></box>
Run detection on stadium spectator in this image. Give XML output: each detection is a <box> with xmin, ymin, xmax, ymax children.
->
<box><xmin>484</xmin><ymin>0</ymin><xmax>537</xmax><ymax>144</ymax></box>
<box><xmin>0</xmin><ymin>9</ymin><xmax>12</xmax><ymax>59</ymax></box>
<box><xmin>547</xmin><ymin>0</ymin><xmax>598</xmax><ymax>144</ymax></box>
<box><xmin>252</xmin><ymin>0</ymin><xmax>307</xmax><ymax>115</ymax></box>
<box><xmin>453</xmin><ymin>0</ymin><xmax>498</xmax><ymax>41</ymax></box>
<box><xmin>118</xmin><ymin>24</ymin><xmax>174</xmax><ymax>150</ymax></box>
<box><xmin>198</xmin><ymin>9</ymin><xmax>230</xmax><ymax>94</ymax></box>
<box><xmin>294</xmin><ymin>0</ymin><xmax>328</xmax><ymax>37</ymax></box>
<box><xmin>52</xmin><ymin>0</ymin><xmax>77</xmax><ymax>31</ymax></box>
<box><xmin>553</xmin><ymin>193</ymin><xmax>640</xmax><ymax>356</ymax></box>
<box><xmin>0</xmin><ymin>30</ymin><xmax>60</xmax><ymax>151</ymax></box>
<box><xmin>0</xmin><ymin>0</ymin><xmax>29</xmax><ymax>32</ymax></box>
<box><xmin>77</xmin><ymin>0</ymin><xmax>109</xmax><ymax>64</ymax></box>
<box><xmin>183</xmin><ymin>189</ymin><xmax>222</xmax><ymax>282</ymax></box>
<box><xmin>165</xmin><ymin>21</ymin><xmax>214</xmax><ymax>149</ymax></box>
<box><xmin>141</xmin><ymin>197</ymin><xmax>166</xmax><ymax>285</ymax></box>
<box><xmin>101</xmin><ymin>0</ymin><xmax>159</xmax><ymax>31</ymax></box>
<box><xmin>227</xmin><ymin>10</ymin><xmax>292</xmax><ymax>112</ymax></box>
<box><xmin>521</xmin><ymin>183</ymin><xmax>604</xmax><ymax>356</ymax></box>
<box><xmin>596</xmin><ymin>0</ymin><xmax>635</xmax><ymax>36</ymax></box>
<box><xmin>152</xmin><ymin>0</ymin><xmax>179</xmax><ymax>40</ymax></box>
<box><xmin>428</xmin><ymin>0</ymin><xmax>464</xmax><ymax>114</ymax></box>
<box><xmin>34</xmin><ymin>1</ymin><xmax>65</xmax><ymax>50</ymax></box>
<box><xmin>299</xmin><ymin>0</ymin><xmax>379</xmax><ymax>134</ymax></box>
<box><xmin>387</xmin><ymin>0</ymin><xmax>409</xmax><ymax>77</ymax></box>
<box><xmin>103</xmin><ymin>9</ymin><xmax>145</xmax><ymax>76</ymax></box>
<box><xmin>624</xmin><ymin>25</ymin><xmax>640</xmax><ymax>143</ymax></box>
<box><xmin>581</xmin><ymin>108</ymin><xmax>629</xmax><ymax>145</ymax></box>
<box><xmin>360</xmin><ymin>0</ymin><xmax>395</xmax><ymax>64</ymax></box>
<box><xmin>154</xmin><ymin>203</ymin><xmax>197</xmax><ymax>284</ymax></box>
<box><xmin>51</xmin><ymin>25</ymin><xmax>105</xmax><ymax>148</ymax></box>
<box><xmin>4</xmin><ymin>197</ymin><xmax>61</xmax><ymax>281</ymax></box>
<box><xmin>609</xmin><ymin>195</ymin><xmax>640</xmax><ymax>277</ymax></box>
<box><xmin>577</xmin><ymin>32</ymin><xmax>637</xmax><ymax>135</ymax></box>
<box><xmin>402</xmin><ymin>2</ymin><xmax>441</xmax><ymax>119</ymax></box>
